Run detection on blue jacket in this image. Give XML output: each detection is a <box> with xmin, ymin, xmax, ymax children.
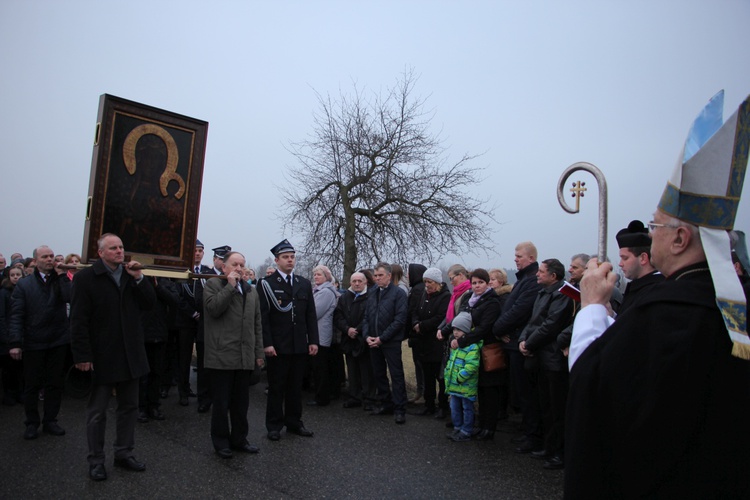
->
<box><xmin>361</xmin><ymin>283</ymin><xmax>408</xmax><ymax>344</ymax></box>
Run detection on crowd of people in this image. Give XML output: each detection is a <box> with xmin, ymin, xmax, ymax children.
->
<box><xmin>2</xmin><ymin>95</ymin><xmax>750</xmax><ymax>496</ymax></box>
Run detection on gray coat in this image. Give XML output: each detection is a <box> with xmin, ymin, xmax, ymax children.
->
<box><xmin>313</xmin><ymin>281</ymin><xmax>339</xmax><ymax>347</ymax></box>
<box><xmin>203</xmin><ymin>278</ymin><xmax>264</xmax><ymax>370</ymax></box>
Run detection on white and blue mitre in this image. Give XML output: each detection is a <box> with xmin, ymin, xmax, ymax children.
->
<box><xmin>658</xmin><ymin>90</ymin><xmax>749</xmax><ymax>359</ymax></box>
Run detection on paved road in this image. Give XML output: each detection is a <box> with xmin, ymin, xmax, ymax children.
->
<box><xmin>0</xmin><ymin>371</ymin><xmax>563</xmax><ymax>499</ymax></box>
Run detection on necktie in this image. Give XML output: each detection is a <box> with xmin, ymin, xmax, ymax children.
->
<box><xmin>286</xmin><ymin>275</ymin><xmax>292</xmax><ymax>287</ymax></box>
<box><xmin>195</xmin><ymin>266</ymin><xmax>200</xmax><ymax>274</ymax></box>
<box><xmin>236</xmin><ymin>281</ymin><xmax>243</xmax><ymax>294</ymax></box>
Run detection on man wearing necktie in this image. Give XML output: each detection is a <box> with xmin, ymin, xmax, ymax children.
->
<box><xmin>203</xmin><ymin>251</ymin><xmax>264</xmax><ymax>458</ymax></box>
<box><xmin>259</xmin><ymin>239</ymin><xmax>319</xmax><ymax>441</ymax></box>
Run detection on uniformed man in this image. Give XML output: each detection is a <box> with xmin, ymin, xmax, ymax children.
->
<box><xmin>258</xmin><ymin>240</ymin><xmax>319</xmax><ymax>441</ymax></box>
<box><xmin>211</xmin><ymin>245</ymin><xmax>231</xmax><ymax>275</ymax></box>
<box><xmin>615</xmin><ymin>220</ymin><xmax>664</xmax><ymax>314</ymax></box>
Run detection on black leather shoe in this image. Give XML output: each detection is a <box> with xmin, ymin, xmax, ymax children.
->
<box><xmin>179</xmin><ymin>396</ymin><xmax>189</xmax><ymax>406</ymax></box>
<box><xmin>370</xmin><ymin>407</ymin><xmax>394</xmax><ymax>416</ymax></box>
<box><xmin>148</xmin><ymin>408</ymin><xmax>165</xmax><ymax>421</ymax></box>
<box><xmin>543</xmin><ymin>456</ymin><xmax>564</xmax><ymax>470</ymax></box>
<box><xmin>24</xmin><ymin>425</ymin><xmax>38</xmax><ymax>440</ymax></box>
<box><xmin>197</xmin><ymin>404</ymin><xmax>211</xmax><ymax>413</ymax></box>
<box><xmin>475</xmin><ymin>429</ymin><xmax>495</xmax><ymax>441</ymax></box>
<box><xmin>89</xmin><ymin>463</ymin><xmax>107</xmax><ymax>481</ymax></box>
<box><xmin>42</xmin><ymin>422</ymin><xmax>65</xmax><ymax>436</ymax></box>
<box><xmin>137</xmin><ymin>411</ymin><xmax>149</xmax><ymax>423</ymax></box>
<box><xmin>515</xmin><ymin>439</ymin><xmax>541</xmax><ymax>454</ymax></box>
<box><xmin>215</xmin><ymin>448</ymin><xmax>233</xmax><ymax>459</ymax></box>
<box><xmin>231</xmin><ymin>443</ymin><xmax>259</xmax><ymax>454</ymax></box>
<box><xmin>433</xmin><ymin>409</ymin><xmax>447</xmax><ymax>420</ymax></box>
<box><xmin>531</xmin><ymin>449</ymin><xmax>552</xmax><ymax>460</ymax></box>
<box><xmin>267</xmin><ymin>431</ymin><xmax>281</xmax><ymax>441</ymax></box>
<box><xmin>394</xmin><ymin>413</ymin><xmax>406</xmax><ymax>424</ymax></box>
<box><xmin>342</xmin><ymin>400</ymin><xmax>361</xmax><ymax>408</ymax></box>
<box><xmin>288</xmin><ymin>426</ymin><xmax>314</xmax><ymax>437</ymax></box>
<box><xmin>114</xmin><ymin>456</ymin><xmax>146</xmax><ymax>472</ymax></box>
<box><xmin>188</xmin><ymin>389</ymin><xmax>197</xmax><ymax>398</ymax></box>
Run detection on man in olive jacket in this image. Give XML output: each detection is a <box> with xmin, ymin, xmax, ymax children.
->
<box><xmin>203</xmin><ymin>251</ymin><xmax>264</xmax><ymax>458</ymax></box>
<box><xmin>71</xmin><ymin>234</ymin><xmax>156</xmax><ymax>481</ymax></box>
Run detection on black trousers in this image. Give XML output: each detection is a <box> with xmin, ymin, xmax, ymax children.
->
<box><xmin>22</xmin><ymin>344</ymin><xmax>67</xmax><ymax>426</ymax></box>
<box><xmin>369</xmin><ymin>341</ymin><xmax>407</xmax><ymax>412</ymax></box>
<box><xmin>509</xmin><ymin>349</ymin><xmax>542</xmax><ymax>442</ymax></box>
<box><xmin>208</xmin><ymin>368</ymin><xmax>252</xmax><ymax>450</ymax></box>
<box><xmin>421</xmin><ymin>360</ymin><xmax>448</xmax><ymax>411</ymax></box>
<box><xmin>177</xmin><ymin>327</ymin><xmax>195</xmax><ymax>397</ymax></box>
<box><xmin>478</xmin><ymin>384</ymin><xmax>501</xmax><ymax>431</ymax></box>
<box><xmin>344</xmin><ymin>350</ymin><xmax>375</xmax><ymax>403</ymax></box>
<box><xmin>266</xmin><ymin>353</ymin><xmax>308</xmax><ymax>432</ymax></box>
<box><xmin>1</xmin><ymin>353</ymin><xmax>23</xmax><ymax>400</ymax></box>
<box><xmin>311</xmin><ymin>345</ymin><xmax>342</xmax><ymax>405</ymax></box>
<box><xmin>139</xmin><ymin>342</ymin><xmax>165</xmax><ymax>411</ymax></box>
<box><xmin>538</xmin><ymin>369</ymin><xmax>568</xmax><ymax>456</ymax></box>
<box><xmin>195</xmin><ymin>341</ymin><xmax>211</xmax><ymax>406</ymax></box>
<box><xmin>86</xmin><ymin>378</ymin><xmax>139</xmax><ymax>465</ymax></box>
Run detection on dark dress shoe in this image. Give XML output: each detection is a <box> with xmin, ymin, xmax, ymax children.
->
<box><xmin>394</xmin><ymin>413</ymin><xmax>406</xmax><ymax>424</ymax></box>
<box><xmin>24</xmin><ymin>425</ymin><xmax>39</xmax><ymax>440</ymax></box>
<box><xmin>42</xmin><ymin>422</ymin><xmax>65</xmax><ymax>436</ymax></box>
<box><xmin>288</xmin><ymin>426</ymin><xmax>314</xmax><ymax>437</ymax></box>
<box><xmin>159</xmin><ymin>389</ymin><xmax>169</xmax><ymax>399</ymax></box>
<box><xmin>475</xmin><ymin>429</ymin><xmax>495</xmax><ymax>441</ymax></box>
<box><xmin>179</xmin><ymin>396</ymin><xmax>189</xmax><ymax>406</ymax></box>
<box><xmin>543</xmin><ymin>456</ymin><xmax>564</xmax><ymax>470</ymax></box>
<box><xmin>531</xmin><ymin>449</ymin><xmax>552</xmax><ymax>460</ymax></box>
<box><xmin>267</xmin><ymin>431</ymin><xmax>281</xmax><ymax>441</ymax></box>
<box><xmin>148</xmin><ymin>408</ymin><xmax>165</xmax><ymax>421</ymax></box>
<box><xmin>362</xmin><ymin>404</ymin><xmax>374</xmax><ymax>411</ymax></box>
<box><xmin>433</xmin><ymin>409</ymin><xmax>447</xmax><ymax>420</ymax></box>
<box><xmin>114</xmin><ymin>456</ymin><xmax>146</xmax><ymax>472</ymax></box>
<box><xmin>89</xmin><ymin>463</ymin><xmax>107</xmax><ymax>481</ymax></box>
<box><xmin>231</xmin><ymin>443</ymin><xmax>259</xmax><ymax>454</ymax></box>
<box><xmin>370</xmin><ymin>407</ymin><xmax>394</xmax><ymax>416</ymax></box>
<box><xmin>197</xmin><ymin>404</ymin><xmax>211</xmax><ymax>413</ymax></box>
<box><xmin>342</xmin><ymin>400</ymin><xmax>361</xmax><ymax>408</ymax></box>
<box><xmin>215</xmin><ymin>448</ymin><xmax>233</xmax><ymax>459</ymax></box>
<box><xmin>515</xmin><ymin>439</ymin><xmax>541</xmax><ymax>454</ymax></box>
<box><xmin>137</xmin><ymin>411</ymin><xmax>149</xmax><ymax>423</ymax></box>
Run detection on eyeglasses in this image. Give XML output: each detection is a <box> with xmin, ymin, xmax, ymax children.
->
<box><xmin>447</xmin><ymin>274</ymin><xmax>457</xmax><ymax>281</ymax></box>
<box><xmin>647</xmin><ymin>221</ymin><xmax>680</xmax><ymax>233</ymax></box>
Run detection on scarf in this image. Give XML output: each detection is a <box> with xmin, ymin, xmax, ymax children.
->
<box><xmin>446</xmin><ymin>279</ymin><xmax>471</xmax><ymax>322</ymax></box>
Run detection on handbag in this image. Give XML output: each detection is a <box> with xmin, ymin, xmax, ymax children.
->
<box><xmin>481</xmin><ymin>343</ymin><xmax>506</xmax><ymax>372</ymax></box>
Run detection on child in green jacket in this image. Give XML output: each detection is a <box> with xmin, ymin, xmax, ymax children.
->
<box><xmin>444</xmin><ymin>311</ymin><xmax>483</xmax><ymax>442</ymax></box>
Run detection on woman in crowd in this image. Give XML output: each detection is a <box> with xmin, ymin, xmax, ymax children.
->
<box><xmin>489</xmin><ymin>268</ymin><xmax>513</xmax><ymax>420</ymax></box>
<box><xmin>410</xmin><ymin>267</ymin><xmax>450</xmax><ymax>416</ymax></box>
<box><xmin>64</xmin><ymin>253</ymin><xmax>81</xmax><ymax>282</ymax></box>
<box><xmin>308</xmin><ymin>265</ymin><xmax>341</xmax><ymax>406</ymax></box>
<box><xmin>449</xmin><ymin>268</ymin><xmax>503</xmax><ymax>440</ymax></box>
<box><xmin>0</xmin><ymin>267</ymin><xmax>24</xmax><ymax>405</ymax></box>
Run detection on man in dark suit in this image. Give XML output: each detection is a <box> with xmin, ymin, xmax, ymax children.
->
<box><xmin>258</xmin><ymin>240</ymin><xmax>319</xmax><ymax>441</ymax></box>
<box><xmin>71</xmin><ymin>233</ymin><xmax>156</xmax><ymax>481</ymax></box>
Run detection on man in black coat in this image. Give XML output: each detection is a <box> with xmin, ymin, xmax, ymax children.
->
<box><xmin>334</xmin><ymin>271</ymin><xmax>373</xmax><ymax>409</ymax></box>
<box><xmin>492</xmin><ymin>241</ymin><xmax>542</xmax><ymax>452</ymax></box>
<box><xmin>362</xmin><ymin>262</ymin><xmax>409</xmax><ymax>424</ymax></box>
<box><xmin>8</xmin><ymin>245</ymin><xmax>71</xmax><ymax>440</ymax></box>
<box><xmin>258</xmin><ymin>240</ymin><xmax>319</xmax><ymax>441</ymax></box>
<box><xmin>71</xmin><ymin>233</ymin><xmax>156</xmax><ymax>481</ymax></box>
<box><xmin>616</xmin><ymin>220</ymin><xmax>664</xmax><ymax>314</ymax></box>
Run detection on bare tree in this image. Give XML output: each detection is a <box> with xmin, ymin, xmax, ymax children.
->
<box><xmin>283</xmin><ymin>69</ymin><xmax>496</xmax><ymax>287</ymax></box>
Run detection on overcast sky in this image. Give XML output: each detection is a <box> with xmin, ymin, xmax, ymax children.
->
<box><xmin>1</xmin><ymin>0</ymin><xmax>748</xmax><ymax>275</ymax></box>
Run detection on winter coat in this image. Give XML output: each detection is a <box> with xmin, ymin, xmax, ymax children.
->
<box><xmin>0</xmin><ymin>285</ymin><xmax>14</xmax><ymax>355</ymax></box>
<box><xmin>444</xmin><ymin>339</ymin><xmax>483</xmax><ymax>400</ymax></box>
<box><xmin>313</xmin><ymin>281</ymin><xmax>339</xmax><ymax>347</ymax></box>
<box><xmin>9</xmin><ymin>270</ymin><xmax>71</xmax><ymax>351</ymax></box>
<box><xmin>71</xmin><ymin>260</ymin><xmax>156</xmax><ymax>384</ymax></box>
<box><xmin>203</xmin><ymin>278</ymin><xmax>264</xmax><ymax>370</ymax></box>
<box><xmin>142</xmin><ymin>277</ymin><xmax>180</xmax><ymax>343</ymax></box>
<box><xmin>492</xmin><ymin>262</ymin><xmax>542</xmax><ymax>351</ymax></box>
<box><xmin>361</xmin><ymin>283</ymin><xmax>408</xmax><ymax>344</ymax></box>
<box><xmin>518</xmin><ymin>280</ymin><xmax>573</xmax><ymax>371</ymax></box>
<box><xmin>334</xmin><ymin>288</ymin><xmax>368</xmax><ymax>357</ymax></box>
<box><xmin>411</xmin><ymin>285</ymin><xmax>450</xmax><ymax>363</ymax></box>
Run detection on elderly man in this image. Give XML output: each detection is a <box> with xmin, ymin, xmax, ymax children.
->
<box><xmin>8</xmin><ymin>245</ymin><xmax>71</xmax><ymax>440</ymax></box>
<box><xmin>616</xmin><ymin>220</ymin><xmax>664</xmax><ymax>313</ymax></box>
<box><xmin>565</xmin><ymin>93</ymin><xmax>750</xmax><ymax>498</ymax></box>
<box><xmin>203</xmin><ymin>251</ymin><xmax>264</xmax><ymax>458</ymax></box>
<box><xmin>71</xmin><ymin>233</ymin><xmax>156</xmax><ymax>481</ymax></box>
<box><xmin>334</xmin><ymin>272</ymin><xmax>373</xmax><ymax>409</ymax></box>
<box><xmin>362</xmin><ymin>262</ymin><xmax>409</xmax><ymax>424</ymax></box>
<box><xmin>258</xmin><ymin>240</ymin><xmax>319</xmax><ymax>441</ymax></box>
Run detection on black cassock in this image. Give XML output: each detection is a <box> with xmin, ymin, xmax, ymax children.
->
<box><xmin>565</xmin><ymin>262</ymin><xmax>750</xmax><ymax>499</ymax></box>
